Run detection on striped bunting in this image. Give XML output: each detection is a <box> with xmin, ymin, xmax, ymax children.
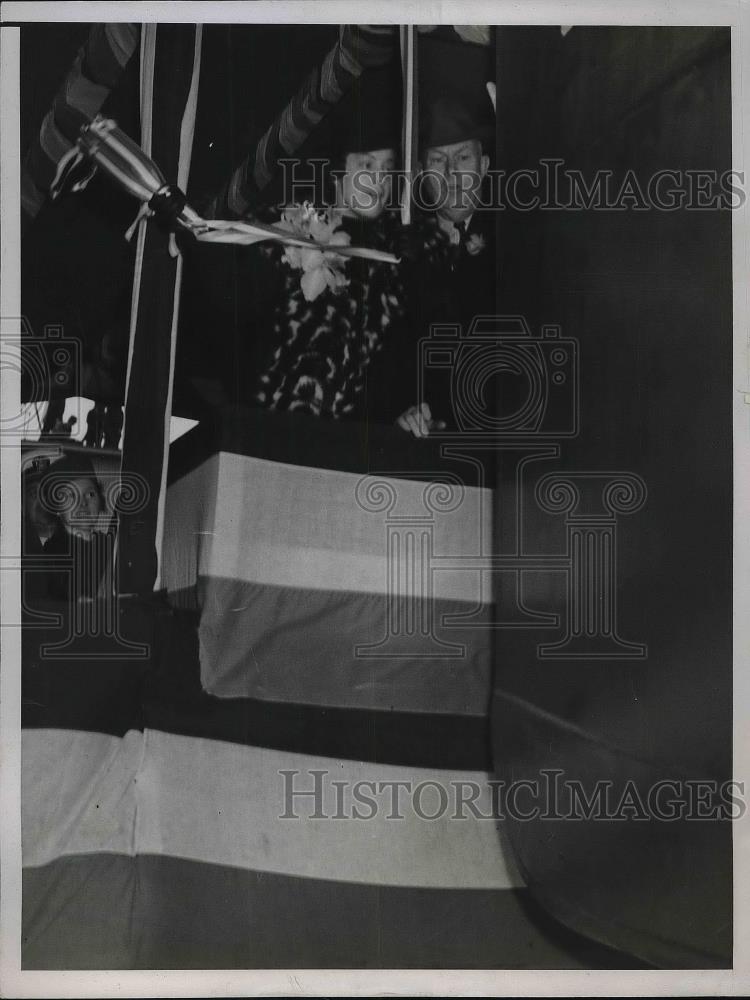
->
<box><xmin>207</xmin><ymin>25</ymin><xmax>398</xmax><ymax>216</ymax></box>
<box><xmin>23</xmin><ymin>23</ymin><xmax>139</xmax><ymax>219</ymax></box>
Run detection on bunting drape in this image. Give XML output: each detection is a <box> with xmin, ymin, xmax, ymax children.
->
<box><xmin>204</xmin><ymin>24</ymin><xmax>398</xmax><ymax>218</ymax></box>
<box><xmin>22</xmin><ymin>22</ymin><xmax>139</xmax><ymax>221</ymax></box>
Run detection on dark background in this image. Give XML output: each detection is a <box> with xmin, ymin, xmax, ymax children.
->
<box><xmin>492</xmin><ymin>26</ymin><xmax>732</xmax><ymax>968</ymax></box>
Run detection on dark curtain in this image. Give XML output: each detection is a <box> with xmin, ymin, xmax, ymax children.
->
<box><xmin>492</xmin><ymin>26</ymin><xmax>732</xmax><ymax>968</ymax></box>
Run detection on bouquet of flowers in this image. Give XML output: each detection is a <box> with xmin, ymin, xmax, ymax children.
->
<box><xmin>275</xmin><ymin>203</ymin><xmax>352</xmax><ymax>302</ymax></box>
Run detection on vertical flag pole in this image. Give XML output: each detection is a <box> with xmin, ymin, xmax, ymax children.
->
<box><xmin>117</xmin><ymin>25</ymin><xmax>201</xmax><ymax>596</ymax></box>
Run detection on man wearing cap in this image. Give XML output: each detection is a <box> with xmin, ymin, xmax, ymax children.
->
<box><xmin>392</xmin><ymin>35</ymin><xmax>497</xmax><ymax>436</ymax></box>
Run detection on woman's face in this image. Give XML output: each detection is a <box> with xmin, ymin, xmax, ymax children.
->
<box><xmin>59</xmin><ymin>475</ymin><xmax>103</xmax><ymax>539</ymax></box>
<box><xmin>337</xmin><ymin>148</ymin><xmax>396</xmax><ymax>220</ymax></box>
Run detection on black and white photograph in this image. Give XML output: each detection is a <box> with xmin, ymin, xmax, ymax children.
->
<box><xmin>0</xmin><ymin>1</ymin><xmax>748</xmax><ymax>994</ymax></box>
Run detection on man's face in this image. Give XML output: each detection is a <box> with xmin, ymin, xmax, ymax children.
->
<box><xmin>423</xmin><ymin>138</ymin><xmax>489</xmax><ymax>223</ymax></box>
<box><xmin>338</xmin><ymin>148</ymin><xmax>396</xmax><ymax>220</ymax></box>
<box><xmin>59</xmin><ymin>475</ymin><xmax>103</xmax><ymax>539</ymax></box>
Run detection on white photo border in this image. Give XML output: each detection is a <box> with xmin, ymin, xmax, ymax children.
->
<box><xmin>1</xmin><ymin>1</ymin><xmax>748</xmax><ymax>996</ymax></box>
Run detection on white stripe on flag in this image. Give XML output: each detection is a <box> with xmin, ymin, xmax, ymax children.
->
<box><xmin>163</xmin><ymin>453</ymin><xmax>494</xmax><ymax>601</ymax></box>
<box><xmin>23</xmin><ymin>728</ymin><xmax>522</xmax><ymax>891</ymax></box>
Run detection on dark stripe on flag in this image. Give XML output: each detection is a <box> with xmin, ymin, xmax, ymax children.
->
<box><xmin>22</xmin><ymin>603</ymin><xmax>490</xmax><ymax>769</ymax></box>
<box><xmin>23</xmin><ymin>854</ymin><xmax>636</xmax><ymax>969</ymax></box>
<box><xmin>145</xmin><ymin>692</ymin><xmax>492</xmax><ymax>771</ymax></box>
<box><xmin>187</xmin><ymin>579</ymin><xmax>492</xmax><ymax>712</ymax></box>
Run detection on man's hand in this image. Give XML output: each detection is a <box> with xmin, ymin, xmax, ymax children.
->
<box><xmin>396</xmin><ymin>402</ymin><xmax>446</xmax><ymax>438</ymax></box>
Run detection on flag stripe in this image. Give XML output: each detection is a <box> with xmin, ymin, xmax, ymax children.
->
<box><xmin>23</xmin><ymin>728</ymin><xmax>520</xmax><ymax>890</ymax></box>
<box><xmin>23</xmin><ymin>854</ymin><xmax>598</xmax><ymax>970</ymax></box>
<box><xmin>23</xmin><ymin>603</ymin><xmax>490</xmax><ymax>768</ymax></box>
<box><xmin>186</xmin><ymin>578</ymin><xmax>493</xmax><ymax>713</ymax></box>
<box><xmin>163</xmin><ymin>452</ymin><xmax>492</xmax><ymax>599</ymax></box>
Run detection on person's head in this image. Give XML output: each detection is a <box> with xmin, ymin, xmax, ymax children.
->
<box><xmin>41</xmin><ymin>454</ymin><xmax>104</xmax><ymax>541</ymax></box>
<box><xmin>321</xmin><ymin>62</ymin><xmax>401</xmax><ymax>220</ymax></box>
<box><xmin>58</xmin><ymin>473</ymin><xmax>104</xmax><ymax>539</ymax></box>
<box><xmin>422</xmin><ymin>134</ymin><xmax>489</xmax><ymax>224</ymax></box>
<box><xmin>334</xmin><ymin>146</ymin><xmax>397</xmax><ymax>220</ymax></box>
<box><xmin>417</xmin><ymin>33</ymin><xmax>495</xmax><ymax>224</ymax></box>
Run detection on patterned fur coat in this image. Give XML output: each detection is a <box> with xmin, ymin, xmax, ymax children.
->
<box><xmin>250</xmin><ymin>210</ymin><xmax>451</xmax><ymax>422</ymax></box>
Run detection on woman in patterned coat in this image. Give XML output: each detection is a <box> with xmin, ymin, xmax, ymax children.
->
<box><xmin>247</xmin><ymin>63</ymin><xmax>426</xmax><ymax>425</ymax></box>
<box><xmin>250</xmin><ymin>146</ymin><xmax>405</xmax><ymax>422</ymax></box>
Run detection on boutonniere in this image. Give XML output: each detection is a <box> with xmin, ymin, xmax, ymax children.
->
<box><xmin>465</xmin><ymin>233</ymin><xmax>487</xmax><ymax>256</ymax></box>
<box><xmin>276</xmin><ymin>202</ymin><xmax>352</xmax><ymax>301</ymax></box>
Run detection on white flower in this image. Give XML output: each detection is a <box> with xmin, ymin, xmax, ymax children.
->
<box><xmin>466</xmin><ymin>233</ymin><xmax>487</xmax><ymax>256</ymax></box>
<box><xmin>301</xmin><ymin>267</ymin><xmax>328</xmax><ymax>301</ymax></box>
<box><xmin>276</xmin><ymin>203</ymin><xmax>352</xmax><ymax>301</ymax></box>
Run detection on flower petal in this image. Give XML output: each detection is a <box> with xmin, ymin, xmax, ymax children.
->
<box><xmin>301</xmin><ymin>267</ymin><xmax>328</xmax><ymax>301</ymax></box>
<box><xmin>328</xmin><ymin>230</ymin><xmax>352</xmax><ymax>247</ymax></box>
<box><xmin>300</xmin><ymin>248</ymin><xmax>325</xmax><ymax>271</ymax></box>
<box><xmin>282</xmin><ymin>246</ymin><xmax>302</xmax><ymax>269</ymax></box>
